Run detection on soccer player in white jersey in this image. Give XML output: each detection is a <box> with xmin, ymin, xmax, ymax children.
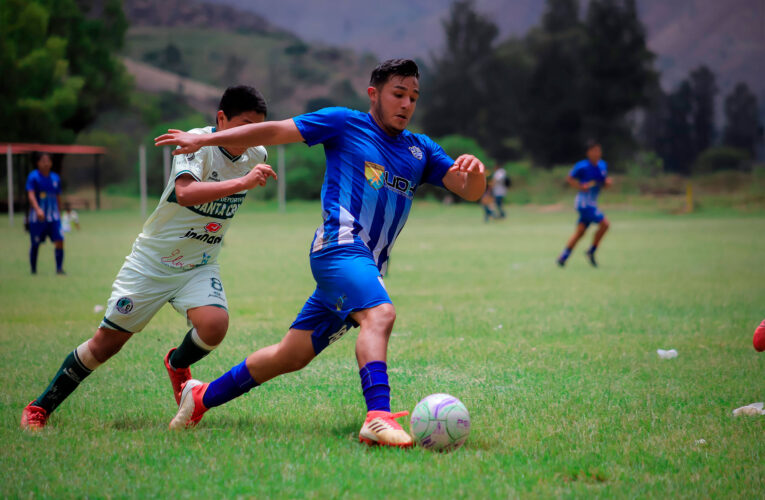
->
<box><xmin>21</xmin><ymin>86</ymin><xmax>276</xmax><ymax>430</ymax></box>
<box><xmin>155</xmin><ymin>59</ymin><xmax>486</xmax><ymax>447</ymax></box>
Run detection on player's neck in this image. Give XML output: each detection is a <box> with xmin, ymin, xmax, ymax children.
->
<box><xmin>369</xmin><ymin>110</ymin><xmax>402</xmax><ymax>138</ymax></box>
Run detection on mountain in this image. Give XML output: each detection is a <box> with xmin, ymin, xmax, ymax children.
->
<box><xmin>205</xmin><ymin>0</ymin><xmax>764</xmax><ymax>96</ymax></box>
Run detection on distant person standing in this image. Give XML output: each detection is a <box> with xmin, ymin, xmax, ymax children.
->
<box><xmin>557</xmin><ymin>140</ymin><xmax>612</xmax><ymax>267</ymax></box>
<box><xmin>491</xmin><ymin>165</ymin><xmax>510</xmax><ymax>219</ymax></box>
<box><xmin>26</xmin><ymin>152</ymin><xmax>65</xmax><ymax>275</ymax></box>
<box><xmin>61</xmin><ymin>203</ymin><xmax>80</xmax><ymax>233</ymax></box>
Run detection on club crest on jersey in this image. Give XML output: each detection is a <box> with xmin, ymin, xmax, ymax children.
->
<box><xmin>409</xmin><ymin>146</ymin><xmax>423</xmax><ymax>160</ymax></box>
<box><xmin>186</xmin><ymin>153</ymin><xmax>195</xmax><ymax>161</ymax></box>
<box><xmin>364</xmin><ymin>161</ymin><xmax>416</xmax><ymax>199</ymax></box>
<box><xmin>364</xmin><ymin>162</ymin><xmax>385</xmax><ymax>190</ymax></box>
<box><xmin>115</xmin><ymin>297</ymin><xmax>134</xmax><ymax>314</ymax></box>
<box><xmin>204</xmin><ymin>222</ymin><xmax>222</xmax><ymax>233</ymax></box>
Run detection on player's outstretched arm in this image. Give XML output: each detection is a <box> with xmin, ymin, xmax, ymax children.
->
<box><xmin>443</xmin><ymin>154</ymin><xmax>486</xmax><ymax>202</ymax></box>
<box><xmin>567</xmin><ymin>175</ymin><xmax>594</xmax><ymax>191</ymax></box>
<box><xmin>154</xmin><ymin>120</ymin><xmax>304</xmax><ymax>155</ymax></box>
<box><xmin>174</xmin><ymin>165</ymin><xmax>277</xmax><ymax>207</ymax></box>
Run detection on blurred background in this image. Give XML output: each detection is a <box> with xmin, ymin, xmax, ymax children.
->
<box><xmin>1</xmin><ymin>0</ymin><xmax>763</xmax><ymax>209</ymax></box>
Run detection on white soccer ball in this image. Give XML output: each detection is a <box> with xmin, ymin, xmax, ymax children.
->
<box><xmin>410</xmin><ymin>393</ymin><xmax>471</xmax><ymax>452</ymax></box>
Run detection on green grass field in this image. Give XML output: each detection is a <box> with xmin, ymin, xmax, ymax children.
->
<box><xmin>1</xmin><ymin>201</ymin><xmax>763</xmax><ymax>498</ymax></box>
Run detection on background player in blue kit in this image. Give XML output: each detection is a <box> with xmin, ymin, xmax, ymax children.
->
<box><xmin>26</xmin><ymin>152</ymin><xmax>65</xmax><ymax>275</ymax></box>
<box><xmin>155</xmin><ymin>59</ymin><xmax>487</xmax><ymax>447</ymax></box>
<box><xmin>557</xmin><ymin>140</ymin><xmax>612</xmax><ymax>267</ymax></box>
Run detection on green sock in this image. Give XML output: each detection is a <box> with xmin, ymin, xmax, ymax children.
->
<box><xmin>169</xmin><ymin>328</ymin><xmax>214</xmax><ymax>369</ymax></box>
<box><xmin>33</xmin><ymin>350</ymin><xmax>93</xmax><ymax>413</ymax></box>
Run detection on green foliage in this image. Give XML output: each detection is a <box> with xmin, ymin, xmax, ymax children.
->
<box><xmin>0</xmin><ymin>0</ymin><xmax>130</xmax><ymax>142</ymax></box>
<box><xmin>723</xmin><ymin>83</ymin><xmax>762</xmax><ymax>155</ymax></box>
<box><xmin>280</xmin><ymin>144</ymin><xmax>327</xmax><ymax>200</ymax></box>
<box><xmin>436</xmin><ymin>135</ymin><xmax>490</xmax><ymax>167</ymax></box>
<box><xmin>694</xmin><ymin>146</ymin><xmax>752</xmax><ymax>173</ymax></box>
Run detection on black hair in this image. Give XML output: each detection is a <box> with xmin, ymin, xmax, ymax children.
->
<box><xmin>369</xmin><ymin>59</ymin><xmax>420</xmax><ymax>88</ymax></box>
<box><xmin>218</xmin><ymin>85</ymin><xmax>268</xmax><ymax>119</ymax></box>
<box><xmin>31</xmin><ymin>151</ymin><xmax>52</xmax><ymax>167</ymax></box>
<box><xmin>585</xmin><ymin>139</ymin><xmax>601</xmax><ymax>152</ymax></box>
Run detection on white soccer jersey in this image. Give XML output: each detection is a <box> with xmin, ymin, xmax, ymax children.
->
<box><xmin>127</xmin><ymin>126</ymin><xmax>267</xmax><ymax>273</ymax></box>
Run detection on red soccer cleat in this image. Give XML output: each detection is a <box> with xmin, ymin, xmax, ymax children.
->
<box><xmin>754</xmin><ymin>320</ymin><xmax>765</xmax><ymax>352</ymax></box>
<box><xmin>359</xmin><ymin>410</ymin><xmax>413</xmax><ymax>448</ymax></box>
<box><xmin>21</xmin><ymin>402</ymin><xmax>49</xmax><ymax>431</ymax></box>
<box><xmin>164</xmin><ymin>348</ymin><xmax>192</xmax><ymax>405</ymax></box>
<box><xmin>169</xmin><ymin>380</ymin><xmax>209</xmax><ymax>429</ymax></box>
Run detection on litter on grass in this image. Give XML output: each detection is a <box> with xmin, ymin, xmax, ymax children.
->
<box><xmin>732</xmin><ymin>402</ymin><xmax>764</xmax><ymax>417</ymax></box>
<box><xmin>656</xmin><ymin>348</ymin><xmax>678</xmax><ymax>359</ymax></box>
<box><xmin>93</xmin><ymin>304</ymin><xmax>105</xmax><ymax>313</ymax></box>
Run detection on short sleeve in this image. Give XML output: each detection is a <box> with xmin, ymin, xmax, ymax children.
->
<box><xmin>569</xmin><ymin>162</ymin><xmax>584</xmax><ymax>180</ymax></box>
<box><xmin>53</xmin><ymin>173</ymin><xmax>62</xmax><ymax>195</ymax></box>
<box><xmin>599</xmin><ymin>161</ymin><xmax>608</xmax><ymax>179</ymax></box>
<box><xmin>293</xmin><ymin>107</ymin><xmax>349</xmax><ymax>147</ymax></box>
<box><xmin>172</xmin><ymin>147</ymin><xmax>208</xmax><ymax>182</ymax></box>
<box><xmin>25</xmin><ymin>172</ymin><xmax>37</xmax><ymax>192</ymax></box>
<box><xmin>420</xmin><ymin>136</ymin><xmax>454</xmax><ymax>188</ymax></box>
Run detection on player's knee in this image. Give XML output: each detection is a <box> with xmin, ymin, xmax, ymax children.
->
<box><xmin>195</xmin><ymin>312</ymin><xmax>229</xmax><ymax>346</ymax></box>
<box><xmin>601</xmin><ymin>219</ymin><xmax>610</xmax><ymax>230</ymax></box>
<box><xmin>368</xmin><ymin>303</ymin><xmax>396</xmax><ymax>331</ymax></box>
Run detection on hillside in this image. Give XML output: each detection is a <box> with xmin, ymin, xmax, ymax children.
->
<box><xmin>207</xmin><ymin>0</ymin><xmax>764</xmax><ymax>97</ymax></box>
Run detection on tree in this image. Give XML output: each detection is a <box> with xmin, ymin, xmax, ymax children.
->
<box><xmin>421</xmin><ymin>1</ymin><xmax>499</xmax><ymax>150</ymax></box>
<box><xmin>521</xmin><ymin>0</ymin><xmax>587</xmax><ymax>166</ymax></box>
<box><xmin>0</xmin><ymin>0</ymin><xmax>130</xmax><ymax>142</ymax></box>
<box><xmin>581</xmin><ymin>0</ymin><xmax>657</xmax><ymax>159</ymax></box>
<box><xmin>688</xmin><ymin>65</ymin><xmax>718</xmax><ymax>156</ymax></box>
<box><xmin>723</xmin><ymin>83</ymin><xmax>761</xmax><ymax>156</ymax></box>
<box><xmin>659</xmin><ymin>81</ymin><xmax>695</xmax><ymax>173</ymax></box>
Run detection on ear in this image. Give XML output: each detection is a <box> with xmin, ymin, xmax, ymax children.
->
<box><xmin>216</xmin><ymin>110</ymin><xmax>226</xmax><ymax>129</ymax></box>
<box><xmin>367</xmin><ymin>86</ymin><xmax>378</xmax><ymax>104</ymax></box>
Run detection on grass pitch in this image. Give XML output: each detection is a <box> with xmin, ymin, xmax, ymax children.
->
<box><xmin>1</xmin><ymin>201</ymin><xmax>763</xmax><ymax>498</ymax></box>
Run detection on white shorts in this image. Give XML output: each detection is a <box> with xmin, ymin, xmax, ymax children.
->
<box><xmin>100</xmin><ymin>260</ymin><xmax>228</xmax><ymax>333</ymax></box>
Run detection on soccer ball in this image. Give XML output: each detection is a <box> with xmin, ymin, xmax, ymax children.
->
<box><xmin>410</xmin><ymin>393</ymin><xmax>471</xmax><ymax>452</ymax></box>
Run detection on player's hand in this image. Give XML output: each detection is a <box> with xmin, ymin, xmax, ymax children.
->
<box><xmin>154</xmin><ymin>130</ymin><xmax>202</xmax><ymax>155</ymax></box>
<box><xmin>35</xmin><ymin>207</ymin><xmax>44</xmax><ymax>219</ymax></box>
<box><xmin>604</xmin><ymin>177</ymin><xmax>613</xmax><ymax>187</ymax></box>
<box><xmin>242</xmin><ymin>164</ymin><xmax>277</xmax><ymax>189</ymax></box>
<box><xmin>448</xmin><ymin>154</ymin><xmax>485</xmax><ymax>176</ymax></box>
<box><xmin>580</xmin><ymin>180</ymin><xmax>596</xmax><ymax>190</ymax></box>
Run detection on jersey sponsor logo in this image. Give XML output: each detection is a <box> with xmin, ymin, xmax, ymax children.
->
<box><xmin>409</xmin><ymin>146</ymin><xmax>423</xmax><ymax>160</ymax></box>
<box><xmin>364</xmin><ymin>161</ymin><xmax>416</xmax><ymax>199</ymax></box>
<box><xmin>115</xmin><ymin>297</ymin><xmax>134</xmax><ymax>314</ymax></box>
<box><xmin>204</xmin><ymin>222</ymin><xmax>222</xmax><ymax>233</ymax></box>
<box><xmin>180</xmin><ymin>228</ymin><xmax>223</xmax><ymax>245</ymax></box>
<box><xmin>183</xmin><ymin>193</ymin><xmax>246</xmax><ymax>219</ymax></box>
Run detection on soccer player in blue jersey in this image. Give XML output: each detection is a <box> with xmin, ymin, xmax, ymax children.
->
<box><xmin>26</xmin><ymin>152</ymin><xmax>66</xmax><ymax>274</ymax></box>
<box><xmin>155</xmin><ymin>59</ymin><xmax>486</xmax><ymax>447</ymax></box>
<box><xmin>557</xmin><ymin>140</ymin><xmax>612</xmax><ymax>267</ymax></box>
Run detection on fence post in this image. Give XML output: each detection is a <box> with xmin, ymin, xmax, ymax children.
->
<box><xmin>6</xmin><ymin>144</ymin><xmax>13</xmax><ymax>227</ymax></box>
<box><xmin>277</xmin><ymin>144</ymin><xmax>286</xmax><ymax>213</ymax></box>
<box><xmin>139</xmin><ymin>144</ymin><xmax>147</xmax><ymax>219</ymax></box>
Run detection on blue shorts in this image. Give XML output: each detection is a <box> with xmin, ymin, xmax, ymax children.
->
<box><xmin>29</xmin><ymin>221</ymin><xmax>63</xmax><ymax>244</ymax></box>
<box><xmin>291</xmin><ymin>244</ymin><xmax>392</xmax><ymax>355</ymax></box>
<box><xmin>577</xmin><ymin>206</ymin><xmax>605</xmax><ymax>227</ymax></box>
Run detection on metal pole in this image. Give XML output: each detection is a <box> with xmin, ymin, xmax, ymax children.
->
<box><xmin>163</xmin><ymin>146</ymin><xmax>171</xmax><ymax>184</ymax></box>
<box><xmin>139</xmin><ymin>144</ymin><xmax>147</xmax><ymax>219</ymax></box>
<box><xmin>6</xmin><ymin>145</ymin><xmax>13</xmax><ymax>227</ymax></box>
<box><xmin>94</xmin><ymin>154</ymin><xmax>101</xmax><ymax>210</ymax></box>
<box><xmin>277</xmin><ymin>144</ymin><xmax>286</xmax><ymax>213</ymax></box>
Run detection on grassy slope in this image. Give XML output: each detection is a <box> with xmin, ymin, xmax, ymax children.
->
<box><xmin>1</xmin><ymin>201</ymin><xmax>763</xmax><ymax>498</ymax></box>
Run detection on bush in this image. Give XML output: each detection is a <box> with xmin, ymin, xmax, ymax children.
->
<box><xmin>694</xmin><ymin>146</ymin><xmax>752</xmax><ymax>173</ymax></box>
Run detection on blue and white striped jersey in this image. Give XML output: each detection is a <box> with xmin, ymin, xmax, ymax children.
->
<box><xmin>570</xmin><ymin>159</ymin><xmax>608</xmax><ymax>209</ymax></box>
<box><xmin>26</xmin><ymin>170</ymin><xmax>61</xmax><ymax>223</ymax></box>
<box><xmin>293</xmin><ymin>107</ymin><xmax>454</xmax><ymax>275</ymax></box>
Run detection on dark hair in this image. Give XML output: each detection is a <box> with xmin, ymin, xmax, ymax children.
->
<box><xmin>31</xmin><ymin>151</ymin><xmax>52</xmax><ymax>167</ymax></box>
<box><xmin>218</xmin><ymin>85</ymin><xmax>268</xmax><ymax>119</ymax></box>
<box><xmin>369</xmin><ymin>59</ymin><xmax>420</xmax><ymax>88</ymax></box>
<box><xmin>585</xmin><ymin>139</ymin><xmax>601</xmax><ymax>152</ymax></box>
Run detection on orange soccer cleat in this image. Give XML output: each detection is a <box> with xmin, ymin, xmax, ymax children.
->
<box><xmin>169</xmin><ymin>380</ymin><xmax>209</xmax><ymax>429</ymax></box>
<box><xmin>21</xmin><ymin>402</ymin><xmax>49</xmax><ymax>431</ymax></box>
<box><xmin>359</xmin><ymin>410</ymin><xmax>413</xmax><ymax>448</ymax></box>
<box><xmin>164</xmin><ymin>348</ymin><xmax>192</xmax><ymax>405</ymax></box>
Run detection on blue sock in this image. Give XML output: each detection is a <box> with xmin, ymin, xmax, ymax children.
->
<box><xmin>30</xmin><ymin>244</ymin><xmax>39</xmax><ymax>273</ymax></box>
<box><xmin>55</xmin><ymin>248</ymin><xmax>64</xmax><ymax>271</ymax></box>
<box><xmin>588</xmin><ymin>245</ymin><xmax>597</xmax><ymax>254</ymax></box>
<box><xmin>202</xmin><ymin>359</ymin><xmax>259</xmax><ymax>408</ymax></box>
<box><xmin>559</xmin><ymin>247</ymin><xmax>572</xmax><ymax>262</ymax></box>
<box><xmin>359</xmin><ymin>361</ymin><xmax>390</xmax><ymax>412</ymax></box>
